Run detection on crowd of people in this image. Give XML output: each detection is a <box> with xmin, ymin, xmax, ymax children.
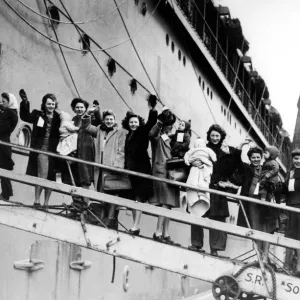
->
<box><xmin>0</xmin><ymin>91</ymin><xmax>300</xmax><ymax>276</ymax></box>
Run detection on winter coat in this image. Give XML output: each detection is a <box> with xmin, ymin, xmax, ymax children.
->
<box><xmin>282</xmin><ymin>168</ymin><xmax>300</xmax><ymax>206</ymax></box>
<box><xmin>260</xmin><ymin>159</ymin><xmax>279</xmax><ymax>184</ymax></box>
<box><xmin>149</xmin><ymin>122</ymin><xmax>180</xmax><ymax>208</ymax></box>
<box><xmin>124</xmin><ymin>109</ymin><xmax>157</xmax><ymax>200</ymax></box>
<box><xmin>73</xmin><ymin>115</ymin><xmax>101</xmax><ymax>186</ymax></box>
<box><xmin>0</xmin><ymin>108</ymin><xmax>18</xmax><ymax>170</ymax></box>
<box><xmin>81</xmin><ymin>115</ymin><xmax>127</xmax><ymax>191</ymax></box>
<box><xmin>206</xmin><ymin>142</ymin><xmax>241</xmax><ymax>218</ymax></box>
<box><xmin>170</xmin><ymin>130</ymin><xmax>191</xmax><ymax>158</ymax></box>
<box><xmin>20</xmin><ymin>100</ymin><xmax>60</xmax><ymax>180</ymax></box>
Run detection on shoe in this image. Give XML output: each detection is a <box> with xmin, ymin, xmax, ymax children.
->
<box><xmin>129</xmin><ymin>229</ymin><xmax>140</xmax><ymax>236</ymax></box>
<box><xmin>188</xmin><ymin>245</ymin><xmax>205</xmax><ymax>253</ymax></box>
<box><xmin>0</xmin><ymin>194</ymin><xmax>9</xmax><ymax>201</ymax></box>
<box><xmin>33</xmin><ymin>202</ymin><xmax>42</xmax><ymax>209</ymax></box>
<box><xmin>153</xmin><ymin>233</ymin><xmax>165</xmax><ymax>243</ymax></box>
<box><xmin>104</xmin><ymin>218</ymin><xmax>117</xmax><ymax>229</ymax></box>
<box><xmin>211</xmin><ymin>250</ymin><xmax>218</xmax><ymax>256</ymax></box>
<box><xmin>164</xmin><ymin>236</ymin><xmax>181</xmax><ymax>246</ymax></box>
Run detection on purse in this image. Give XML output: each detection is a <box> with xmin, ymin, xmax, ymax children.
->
<box><xmin>102</xmin><ymin>172</ymin><xmax>132</xmax><ymax>192</ymax></box>
<box><xmin>166</xmin><ymin>158</ymin><xmax>189</xmax><ymax>183</ymax></box>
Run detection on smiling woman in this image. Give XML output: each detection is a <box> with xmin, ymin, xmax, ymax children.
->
<box><xmin>19</xmin><ymin>91</ymin><xmax>60</xmax><ymax>207</ymax></box>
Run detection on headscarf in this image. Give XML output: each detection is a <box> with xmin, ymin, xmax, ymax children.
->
<box><xmin>8</xmin><ymin>94</ymin><xmax>18</xmax><ymax>111</ymax></box>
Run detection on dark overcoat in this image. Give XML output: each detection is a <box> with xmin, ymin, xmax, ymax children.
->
<box><xmin>206</xmin><ymin>144</ymin><xmax>241</xmax><ymax>218</ymax></box>
<box><xmin>20</xmin><ymin>100</ymin><xmax>60</xmax><ymax>180</ymax></box>
<box><xmin>124</xmin><ymin>109</ymin><xmax>157</xmax><ymax>200</ymax></box>
<box><xmin>73</xmin><ymin>115</ymin><xmax>101</xmax><ymax>186</ymax></box>
<box><xmin>149</xmin><ymin>122</ymin><xmax>180</xmax><ymax>208</ymax></box>
<box><xmin>0</xmin><ymin>108</ymin><xmax>18</xmax><ymax>170</ymax></box>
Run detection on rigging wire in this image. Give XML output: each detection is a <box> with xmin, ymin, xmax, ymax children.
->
<box><xmin>17</xmin><ymin>0</ymin><xmax>128</xmax><ymax>25</ymax></box>
<box><xmin>57</xmin><ymin>0</ymin><xmax>131</xmax><ymax>110</ymax></box>
<box><xmin>113</xmin><ymin>0</ymin><xmax>163</xmax><ymax>103</ymax></box>
<box><xmin>3</xmin><ymin>0</ymin><xmax>160</xmax><ymax>53</ymax></box>
<box><xmin>42</xmin><ymin>0</ymin><xmax>80</xmax><ymax>97</ymax></box>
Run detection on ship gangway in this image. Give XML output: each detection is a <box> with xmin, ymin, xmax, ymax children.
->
<box><xmin>0</xmin><ymin>140</ymin><xmax>299</xmax><ymax>300</ymax></box>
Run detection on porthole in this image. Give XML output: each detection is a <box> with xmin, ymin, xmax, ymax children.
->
<box><xmin>235</xmin><ymin>122</ymin><xmax>237</xmax><ymax>129</ymax></box>
<box><xmin>224</xmin><ymin>109</ymin><xmax>226</xmax><ymax>116</ymax></box>
<box><xmin>47</xmin><ymin>5</ymin><xmax>60</xmax><ymax>29</ymax></box>
<box><xmin>202</xmin><ymin>81</ymin><xmax>205</xmax><ymax>90</ymax></box>
<box><xmin>80</xmin><ymin>34</ymin><xmax>90</xmax><ymax>55</ymax></box>
<box><xmin>18</xmin><ymin>125</ymin><xmax>32</xmax><ymax>147</ymax></box>
<box><xmin>183</xmin><ymin>56</ymin><xmax>186</xmax><ymax>66</ymax></box>
<box><xmin>171</xmin><ymin>41</ymin><xmax>175</xmax><ymax>52</ymax></box>
<box><xmin>221</xmin><ymin>105</ymin><xmax>223</xmax><ymax>113</ymax></box>
<box><xmin>207</xmin><ymin>87</ymin><xmax>209</xmax><ymax>96</ymax></box>
<box><xmin>198</xmin><ymin>76</ymin><xmax>201</xmax><ymax>85</ymax></box>
<box><xmin>178</xmin><ymin>50</ymin><xmax>182</xmax><ymax>61</ymax></box>
<box><xmin>166</xmin><ymin>34</ymin><xmax>169</xmax><ymax>46</ymax></box>
<box><xmin>240</xmin><ymin>128</ymin><xmax>242</xmax><ymax>135</ymax></box>
<box><xmin>210</xmin><ymin>91</ymin><xmax>213</xmax><ymax>99</ymax></box>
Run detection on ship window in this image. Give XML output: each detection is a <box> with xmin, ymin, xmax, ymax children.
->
<box><xmin>198</xmin><ymin>76</ymin><xmax>201</xmax><ymax>85</ymax></box>
<box><xmin>230</xmin><ymin>115</ymin><xmax>232</xmax><ymax>124</ymax></box>
<box><xmin>240</xmin><ymin>128</ymin><xmax>242</xmax><ymax>135</ymax></box>
<box><xmin>207</xmin><ymin>87</ymin><xmax>209</xmax><ymax>96</ymax></box>
<box><xmin>18</xmin><ymin>125</ymin><xmax>31</xmax><ymax>147</ymax></box>
<box><xmin>210</xmin><ymin>91</ymin><xmax>213</xmax><ymax>99</ymax></box>
<box><xmin>166</xmin><ymin>34</ymin><xmax>169</xmax><ymax>46</ymax></box>
<box><xmin>235</xmin><ymin>122</ymin><xmax>236</xmax><ymax>129</ymax></box>
<box><xmin>47</xmin><ymin>6</ymin><xmax>60</xmax><ymax>29</ymax></box>
<box><xmin>171</xmin><ymin>41</ymin><xmax>175</xmax><ymax>53</ymax></box>
<box><xmin>178</xmin><ymin>50</ymin><xmax>182</xmax><ymax>61</ymax></box>
<box><xmin>183</xmin><ymin>56</ymin><xmax>186</xmax><ymax>66</ymax></box>
<box><xmin>107</xmin><ymin>58</ymin><xmax>116</xmax><ymax>77</ymax></box>
<box><xmin>221</xmin><ymin>105</ymin><xmax>223</xmax><ymax>113</ymax></box>
<box><xmin>134</xmin><ymin>0</ymin><xmax>139</xmax><ymax>5</ymax></box>
<box><xmin>224</xmin><ymin>109</ymin><xmax>226</xmax><ymax>116</ymax></box>
<box><xmin>202</xmin><ymin>81</ymin><xmax>205</xmax><ymax>90</ymax></box>
<box><xmin>80</xmin><ymin>34</ymin><xmax>90</xmax><ymax>54</ymax></box>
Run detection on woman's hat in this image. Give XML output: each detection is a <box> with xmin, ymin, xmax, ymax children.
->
<box><xmin>102</xmin><ymin>109</ymin><xmax>116</xmax><ymax>119</ymax></box>
<box><xmin>71</xmin><ymin>98</ymin><xmax>89</xmax><ymax>110</ymax></box>
<box><xmin>292</xmin><ymin>148</ymin><xmax>300</xmax><ymax>157</ymax></box>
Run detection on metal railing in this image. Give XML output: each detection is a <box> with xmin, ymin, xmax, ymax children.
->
<box><xmin>174</xmin><ymin>0</ymin><xmax>289</xmax><ymax>165</ymax></box>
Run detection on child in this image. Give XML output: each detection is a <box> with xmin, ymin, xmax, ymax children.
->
<box><xmin>56</xmin><ymin>111</ymin><xmax>79</xmax><ymax>155</ymax></box>
<box><xmin>259</xmin><ymin>145</ymin><xmax>279</xmax><ymax>201</ymax></box>
<box><xmin>170</xmin><ymin>120</ymin><xmax>191</xmax><ymax>158</ymax></box>
<box><xmin>184</xmin><ymin>138</ymin><xmax>217</xmax><ymax>217</ymax></box>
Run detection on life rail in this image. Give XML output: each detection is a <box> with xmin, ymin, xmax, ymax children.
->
<box><xmin>1</xmin><ymin>140</ymin><xmax>299</xmax><ymax>215</ymax></box>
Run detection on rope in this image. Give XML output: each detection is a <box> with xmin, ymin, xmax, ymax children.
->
<box><xmin>1</xmin><ymin>0</ymin><xmax>154</xmax><ymax>53</ymax></box>
<box><xmin>43</xmin><ymin>0</ymin><xmax>80</xmax><ymax>97</ymax></box>
<box><xmin>113</xmin><ymin>0</ymin><xmax>163</xmax><ymax>102</ymax></box>
<box><xmin>233</xmin><ymin>261</ymin><xmax>277</xmax><ymax>300</ymax></box>
<box><xmin>17</xmin><ymin>0</ymin><xmax>128</xmax><ymax>25</ymax></box>
<box><xmin>57</xmin><ymin>0</ymin><xmax>132</xmax><ymax>110</ymax></box>
<box><xmin>111</xmin><ymin>256</ymin><xmax>116</xmax><ymax>283</ymax></box>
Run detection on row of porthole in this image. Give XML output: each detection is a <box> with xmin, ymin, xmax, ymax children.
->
<box><xmin>198</xmin><ymin>75</ymin><xmax>213</xmax><ymax>100</ymax></box>
<box><xmin>221</xmin><ymin>105</ymin><xmax>242</xmax><ymax>135</ymax></box>
<box><xmin>166</xmin><ymin>34</ymin><xmax>186</xmax><ymax>66</ymax></box>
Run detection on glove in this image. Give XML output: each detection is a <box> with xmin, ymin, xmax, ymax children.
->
<box><xmin>148</xmin><ymin>94</ymin><xmax>157</xmax><ymax>108</ymax></box>
<box><xmin>19</xmin><ymin>89</ymin><xmax>28</xmax><ymax>101</ymax></box>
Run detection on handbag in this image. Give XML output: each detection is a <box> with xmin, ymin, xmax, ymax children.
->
<box><xmin>102</xmin><ymin>172</ymin><xmax>132</xmax><ymax>192</ymax></box>
<box><xmin>166</xmin><ymin>158</ymin><xmax>189</xmax><ymax>183</ymax></box>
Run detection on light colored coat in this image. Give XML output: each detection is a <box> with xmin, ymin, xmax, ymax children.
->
<box><xmin>184</xmin><ymin>138</ymin><xmax>217</xmax><ymax>216</ymax></box>
<box><xmin>82</xmin><ymin>115</ymin><xmax>127</xmax><ymax>191</ymax></box>
<box><xmin>149</xmin><ymin>122</ymin><xmax>180</xmax><ymax>208</ymax></box>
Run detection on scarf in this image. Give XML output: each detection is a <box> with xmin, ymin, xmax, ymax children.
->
<box><xmin>100</xmin><ymin>123</ymin><xmax>117</xmax><ymax>133</ymax></box>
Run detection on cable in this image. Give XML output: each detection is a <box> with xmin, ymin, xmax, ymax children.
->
<box><xmin>57</xmin><ymin>0</ymin><xmax>131</xmax><ymax>110</ymax></box>
<box><xmin>17</xmin><ymin>0</ymin><xmax>128</xmax><ymax>25</ymax></box>
<box><xmin>113</xmin><ymin>0</ymin><xmax>163</xmax><ymax>102</ymax></box>
<box><xmin>43</xmin><ymin>0</ymin><xmax>80</xmax><ymax>97</ymax></box>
